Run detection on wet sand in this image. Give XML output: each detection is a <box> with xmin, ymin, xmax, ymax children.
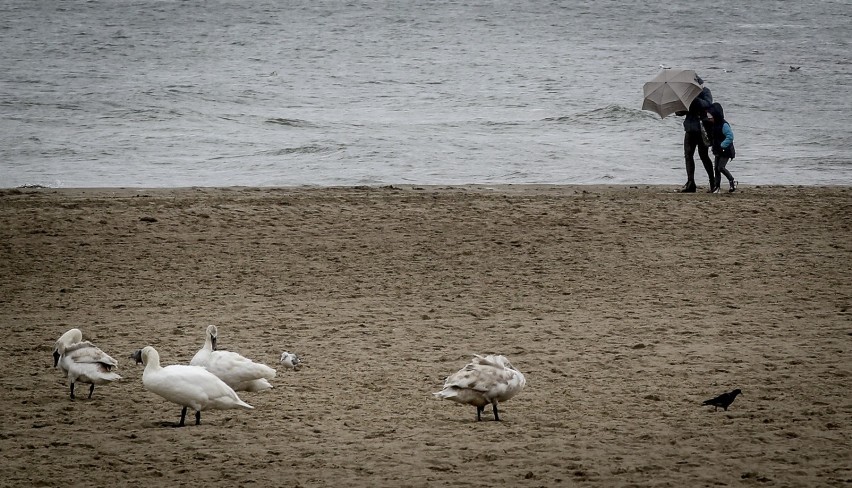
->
<box><xmin>0</xmin><ymin>185</ymin><xmax>850</xmax><ymax>487</ymax></box>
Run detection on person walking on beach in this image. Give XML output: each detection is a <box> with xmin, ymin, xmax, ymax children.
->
<box><xmin>703</xmin><ymin>102</ymin><xmax>737</xmax><ymax>193</ymax></box>
<box><xmin>675</xmin><ymin>75</ymin><xmax>715</xmax><ymax>193</ymax></box>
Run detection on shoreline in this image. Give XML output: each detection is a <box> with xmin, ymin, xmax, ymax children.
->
<box><xmin>2</xmin><ymin>182</ymin><xmax>851</xmax><ymax>199</ymax></box>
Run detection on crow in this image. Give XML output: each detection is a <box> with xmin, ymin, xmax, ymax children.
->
<box><xmin>702</xmin><ymin>389</ymin><xmax>742</xmax><ymax>411</ymax></box>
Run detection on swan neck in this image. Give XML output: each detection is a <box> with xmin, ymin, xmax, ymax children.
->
<box><xmin>143</xmin><ymin>348</ymin><xmax>163</xmax><ymax>371</ymax></box>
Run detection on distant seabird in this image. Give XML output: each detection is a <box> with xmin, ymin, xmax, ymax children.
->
<box><xmin>789</xmin><ymin>66</ymin><xmax>801</xmax><ymax>72</ymax></box>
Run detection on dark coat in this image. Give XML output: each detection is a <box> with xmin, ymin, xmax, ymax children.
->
<box><xmin>682</xmin><ymin>87</ymin><xmax>713</xmax><ymax>133</ymax></box>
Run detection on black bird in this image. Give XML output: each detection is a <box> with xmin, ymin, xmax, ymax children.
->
<box><xmin>702</xmin><ymin>389</ymin><xmax>742</xmax><ymax>411</ymax></box>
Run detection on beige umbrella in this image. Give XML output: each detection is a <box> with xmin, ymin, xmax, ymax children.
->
<box><xmin>642</xmin><ymin>69</ymin><xmax>703</xmax><ymax>118</ymax></box>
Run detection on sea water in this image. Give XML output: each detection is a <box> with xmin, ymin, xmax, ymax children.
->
<box><xmin>1</xmin><ymin>0</ymin><xmax>850</xmax><ymax>188</ymax></box>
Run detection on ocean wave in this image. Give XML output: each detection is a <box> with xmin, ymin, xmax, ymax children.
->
<box><xmin>260</xmin><ymin>144</ymin><xmax>345</xmax><ymax>157</ymax></box>
<box><xmin>544</xmin><ymin>105</ymin><xmax>651</xmax><ymax>124</ymax></box>
<box><xmin>577</xmin><ymin>105</ymin><xmax>651</xmax><ymax>122</ymax></box>
<box><xmin>264</xmin><ymin>118</ymin><xmax>315</xmax><ymax>128</ymax></box>
<box><xmin>803</xmin><ymin>131</ymin><xmax>852</xmax><ymax>148</ymax></box>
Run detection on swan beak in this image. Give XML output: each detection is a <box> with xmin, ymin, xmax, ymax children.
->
<box><xmin>211</xmin><ymin>336</ymin><xmax>218</xmax><ymax>351</ymax></box>
<box><xmin>53</xmin><ymin>350</ymin><xmax>60</xmax><ymax>368</ymax></box>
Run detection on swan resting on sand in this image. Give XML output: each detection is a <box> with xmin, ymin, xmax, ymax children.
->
<box><xmin>433</xmin><ymin>354</ymin><xmax>526</xmax><ymax>421</ymax></box>
<box><xmin>190</xmin><ymin>324</ymin><xmax>276</xmax><ymax>392</ymax></box>
<box><xmin>132</xmin><ymin>346</ymin><xmax>253</xmax><ymax>427</ymax></box>
<box><xmin>279</xmin><ymin>351</ymin><xmax>302</xmax><ymax>371</ymax></box>
<box><xmin>53</xmin><ymin>328</ymin><xmax>121</xmax><ymax>399</ymax></box>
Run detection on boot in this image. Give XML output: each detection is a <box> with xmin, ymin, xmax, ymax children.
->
<box><xmin>679</xmin><ymin>181</ymin><xmax>696</xmax><ymax>193</ymax></box>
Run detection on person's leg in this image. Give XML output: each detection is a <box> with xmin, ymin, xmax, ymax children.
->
<box><xmin>718</xmin><ymin>157</ymin><xmax>734</xmax><ymax>190</ymax></box>
<box><xmin>698</xmin><ymin>142</ymin><xmax>715</xmax><ymax>191</ymax></box>
<box><xmin>714</xmin><ymin>155</ymin><xmax>723</xmax><ymax>192</ymax></box>
<box><xmin>682</xmin><ymin>132</ymin><xmax>698</xmax><ymax>192</ymax></box>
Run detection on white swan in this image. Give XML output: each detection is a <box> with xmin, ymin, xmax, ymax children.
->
<box><xmin>433</xmin><ymin>354</ymin><xmax>526</xmax><ymax>421</ymax></box>
<box><xmin>53</xmin><ymin>328</ymin><xmax>121</xmax><ymax>399</ymax></box>
<box><xmin>190</xmin><ymin>325</ymin><xmax>276</xmax><ymax>392</ymax></box>
<box><xmin>279</xmin><ymin>351</ymin><xmax>302</xmax><ymax>371</ymax></box>
<box><xmin>133</xmin><ymin>346</ymin><xmax>253</xmax><ymax>427</ymax></box>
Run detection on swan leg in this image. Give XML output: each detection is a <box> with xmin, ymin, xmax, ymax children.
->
<box><xmin>476</xmin><ymin>405</ymin><xmax>484</xmax><ymax>422</ymax></box>
<box><xmin>492</xmin><ymin>402</ymin><xmax>500</xmax><ymax>421</ymax></box>
<box><xmin>88</xmin><ymin>384</ymin><xmax>95</xmax><ymax>399</ymax></box>
<box><xmin>69</xmin><ymin>382</ymin><xmax>76</xmax><ymax>400</ymax></box>
<box><xmin>195</xmin><ymin>411</ymin><xmax>201</xmax><ymax>425</ymax></box>
<box><xmin>178</xmin><ymin>407</ymin><xmax>188</xmax><ymax>427</ymax></box>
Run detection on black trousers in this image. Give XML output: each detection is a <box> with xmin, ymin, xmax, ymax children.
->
<box><xmin>684</xmin><ymin>131</ymin><xmax>714</xmax><ymax>187</ymax></box>
<box><xmin>715</xmin><ymin>155</ymin><xmax>734</xmax><ymax>189</ymax></box>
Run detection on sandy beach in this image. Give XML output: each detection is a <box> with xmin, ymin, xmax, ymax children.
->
<box><xmin>0</xmin><ymin>184</ymin><xmax>850</xmax><ymax>487</ymax></box>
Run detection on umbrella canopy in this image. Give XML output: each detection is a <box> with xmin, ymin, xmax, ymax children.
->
<box><xmin>642</xmin><ymin>69</ymin><xmax>703</xmax><ymax>119</ymax></box>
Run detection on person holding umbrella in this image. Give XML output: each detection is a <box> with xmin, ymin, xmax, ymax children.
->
<box><xmin>641</xmin><ymin>70</ymin><xmax>716</xmax><ymax>193</ymax></box>
<box><xmin>674</xmin><ymin>75</ymin><xmax>715</xmax><ymax>193</ymax></box>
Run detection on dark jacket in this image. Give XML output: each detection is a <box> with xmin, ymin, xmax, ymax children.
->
<box><xmin>703</xmin><ymin>102</ymin><xmax>735</xmax><ymax>158</ymax></box>
<box><xmin>681</xmin><ymin>87</ymin><xmax>713</xmax><ymax>133</ymax></box>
